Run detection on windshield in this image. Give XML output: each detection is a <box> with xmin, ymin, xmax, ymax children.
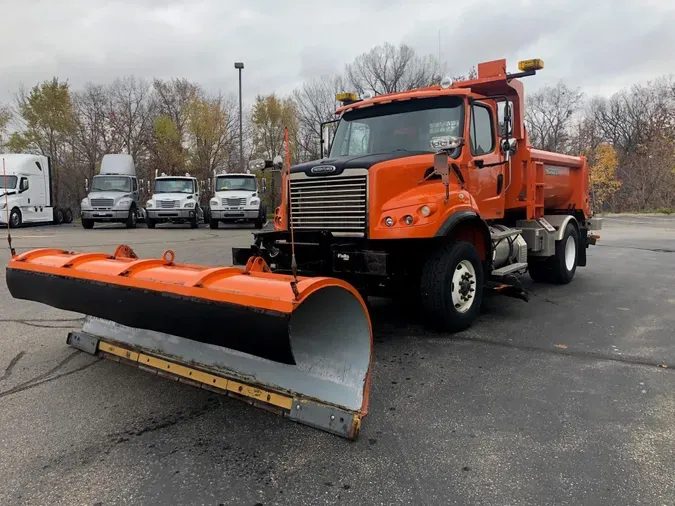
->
<box><xmin>330</xmin><ymin>96</ymin><xmax>464</xmax><ymax>157</ymax></box>
<box><xmin>91</xmin><ymin>175</ymin><xmax>131</xmax><ymax>192</ymax></box>
<box><xmin>0</xmin><ymin>175</ymin><xmax>17</xmax><ymax>189</ymax></box>
<box><xmin>215</xmin><ymin>176</ymin><xmax>256</xmax><ymax>192</ymax></box>
<box><xmin>154</xmin><ymin>178</ymin><xmax>195</xmax><ymax>194</ymax></box>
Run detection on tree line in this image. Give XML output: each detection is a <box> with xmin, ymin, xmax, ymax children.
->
<box><xmin>1</xmin><ymin>42</ymin><xmax>673</xmax><ymax>213</ymax></box>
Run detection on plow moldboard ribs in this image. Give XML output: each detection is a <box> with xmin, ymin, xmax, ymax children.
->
<box><xmin>7</xmin><ymin>246</ymin><xmax>373</xmax><ymax>439</ymax></box>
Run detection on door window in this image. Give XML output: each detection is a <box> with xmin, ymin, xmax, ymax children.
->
<box><xmin>470</xmin><ymin>104</ymin><xmax>495</xmax><ymax>156</ymax></box>
<box><xmin>19</xmin><ymin>177</ymin><xmax>29</xmax><ymax>192</ymax></box>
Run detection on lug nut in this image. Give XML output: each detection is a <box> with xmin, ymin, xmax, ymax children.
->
<box><xmin>403</xmin><ymin>215</ymin><xmax>414</xmax><ymax>226</ymax></box>
<box><xmin>384</xmin><ymin>216</ymin><xmax>394</xmax><ymax>227</ymax></box>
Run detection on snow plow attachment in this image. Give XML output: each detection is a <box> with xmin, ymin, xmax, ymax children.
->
<box><xmin>6</xmin><ymin>245</ymin><xmax>372</xmax><ymax>440</ymax></box>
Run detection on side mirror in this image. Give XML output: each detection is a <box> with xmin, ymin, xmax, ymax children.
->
<box><xmin>501</xmin><ymin>138</ymin><xmax>518</xmax><ymax>161</ymax></box>
<box><xmin>261</xmin><ymin>179</ymin><xmax>267</xmax><ymax>193</ymax></box>
<box><xmin>273</xmin><ymin>155</ymin><xmax>283</xmax><ymax>168</ymax></box>
<box><xmin>249</xmin><ymin>159</ymin><xmax>266</xmax><ymax>171</ymax></box>
<box><xmin>84</xmin><ymin>178</ymin><xmax>89</xmax><ymax>192</ymax></box>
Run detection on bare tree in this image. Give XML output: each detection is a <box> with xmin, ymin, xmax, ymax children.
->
<box><xmin>345</xmin><ymin>42</ymin><xmax>441</xmax><ymax>95</ymax></box>
<box><xmin>0</xmin><ymin>104</ymin><xmax>11</xmax><ymax>151</ymax></box>
<box><xmin>107</xmin><ymin>76</ymin><xmax>155</xmax><ymax>164</ymax></box>
<box><xmin>524</xmin><ymin>81</ymin><xmax>584</xmax><ymax>153</ymax></box>
<box><xmin>292</xmin><ymin>75</ymin><xmax>344</xmax><ymax>160</ymax></box>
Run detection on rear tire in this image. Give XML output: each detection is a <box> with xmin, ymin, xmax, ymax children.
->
<box><xmin>81</xmin><ymin>218</ymin><xmax>94</xmax><ymax>229</ymax></box>
<box><xmin>420</xmin><ymin>240</ymin><xmax>484</xmax><ymax>333</ymax></box>
<box><xmin>9</xmin><ymin>208</ymin><xmax>22</xmax><ymax>228</ymax></box>
<box><xmin>54</xmin><ymin>208</ymin><xmax>64</xmax><ymax>225</ymax></box>
<box><xmin>64</xmin><ymin>208</ymin><xmax>73</xmax><ymax>224</ymax></box>
<box><xmin>209</xmin><ymin>218</ymin><xmax>219</xmax><ymax>229</ymax></box>
<box><xmin>146</xmin><ymin>218</ymin><xmax>156</xmax><ymax>229</ymax></box>
<box><xmin>528</xmin><ymin>221</ymin><xmax>579</xmax><ymax>284</ymax></box>
<box><xmin>125</xmin><ymin>207</ymin><xmax>137</xmax><ymax>229</ymax></box>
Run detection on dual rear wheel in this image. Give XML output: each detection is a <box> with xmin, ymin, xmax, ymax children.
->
<box><xmin>418</xmin><ymin>221</ymin><xmax>579</xmax><ymax>333</ymax></box>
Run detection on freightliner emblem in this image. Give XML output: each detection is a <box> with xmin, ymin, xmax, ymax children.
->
<box><xmin>310</xmin><ymin>165</ymin><xmax>337</xmax><ymax>174</ymax></box>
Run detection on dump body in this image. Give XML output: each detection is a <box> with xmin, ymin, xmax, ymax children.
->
<box><xmin>531</xmin><ymin>149</ymin><xmax>590</xmax><ymax>212</ymax></box>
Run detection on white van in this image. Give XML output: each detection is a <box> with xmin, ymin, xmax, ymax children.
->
<box><xmin>0</xmin><ymin>153</ymin><xmax>73</xmax><ymax>228</ymax></box>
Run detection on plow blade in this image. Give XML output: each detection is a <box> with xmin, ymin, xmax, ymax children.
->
<box><xmin>6</xmin><ymin>246</ymin><xmax>372</xmax><ymax>439</ymax></box>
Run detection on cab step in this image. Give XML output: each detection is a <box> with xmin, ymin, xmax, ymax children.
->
<box><xmin>491</xmin><ymin>262</ymin><xmax>528</xmax><ymax>277</ymax></box>
<box><xmin>490</xmin><ymin>228</ymin><xmax>522</xmax><ymax>241</ymax></box>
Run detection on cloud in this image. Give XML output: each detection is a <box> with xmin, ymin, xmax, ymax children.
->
<box><xmin>0</xmin><ymin>0</ymin><xmax>673</xmax><ymax>109</ymax></box>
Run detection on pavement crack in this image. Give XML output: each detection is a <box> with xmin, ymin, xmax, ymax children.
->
<box><xmin>0</xmin><ymin>350</ymin><xmax>80</xmax><ymax>396</ymax></box>
<box><xmin>597</xmin><ymin>244</ymin><xmax>675</xmax><ymax>254</ymax></box>
<box><xmin>0</xmin><ymin>351</ymin><xmax>25</xmax><ymax>381</ymax></box>
<box><xmin>455</xmin><ymin>336</ymin><xmax>673</xmax><ymax>370</ymax></box>
<box><xmin>0</xmin><ymin>358</ymin><xmax>101</xmax><ymax>399</ymax></box>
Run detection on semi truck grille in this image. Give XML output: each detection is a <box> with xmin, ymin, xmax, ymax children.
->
<box><xmin>223</xmin><ymin>197</ymin><xmax>246</xmax><ymax>207</ymax></box>
<box><xmin>157</xmin><ymin>200</ymin><xmax>179</xmax><ymax>209</ymax></box>
<box><xmin>90</xmin><ymin>198</ymin><xmax>114</xmax><ymax>208</ymax></box>
<box><xmin>289</xmin><ymin>169</ymin><xmax>368</xmax><ymax>234</ymax></box>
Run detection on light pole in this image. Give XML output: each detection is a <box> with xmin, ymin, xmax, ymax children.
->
<box><xmin>234</xmin><ymin>61</ymin><xmax>244</xmax><ymax>172</ymax></box>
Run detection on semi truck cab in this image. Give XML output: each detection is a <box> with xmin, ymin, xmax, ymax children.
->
<box><xmin>208</xmin><ymin>171</ymin><xmax>267</xmax><ymax>229</ymax></box>
<box><xmin>80</xmin><ymin>154</ymin><xmax>143</xmax><ymax>229</ymax></box>
<box><xmin>0</xmin><ymin>153</ymin><xmax>73</xmax><ymax>227</ymax></box>
<box><xmin>145</xmin><ymin>174</ymin><xmax>203</xmax><ymax>229</ymax></box>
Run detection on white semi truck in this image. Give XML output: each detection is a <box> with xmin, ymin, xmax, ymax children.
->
<box><xmin>145</xmin><ymin>173</ymin><xmax>204</xmax><ymax>229</ymax></box>
<box><xmin>0</xmin><ymin>153</ymin><xmax>74</xmax><ymax>228</ymax></box>
<box><xmin>208</xmin><ymin>170</ymin><xmax>267</xmax><ymax>229</ymax></box>
<box><xmin>80</xmin><ymin>154</ymin><xmax>145</xmax><ymax>229</ymax></box>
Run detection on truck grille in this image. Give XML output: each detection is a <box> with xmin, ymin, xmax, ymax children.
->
<box><xmin>90</xmin><ymin>198</ymin><xmax>114</xmax><ymax>208</ymax></box>
<box><xmin>157</xmin><ymin>200</ymin><xmax>179</xmax><ymax>209</ymax></box>
<box><xmin>222</xmin><ymin>197</ymin><xmax>246</xmax><ymax>207</ymax></box>
<box><xmin>289</xmin><ymin>169</ymin><xmax>368</xmax><ymax>234</ymax></box>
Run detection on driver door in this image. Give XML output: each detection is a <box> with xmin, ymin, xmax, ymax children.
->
<box><xmin>466</xmin><ymin>102</ymin><xmax>504</xmax><ymax>220</ymax></box>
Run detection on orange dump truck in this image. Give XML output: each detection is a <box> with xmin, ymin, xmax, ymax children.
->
<box><xmin>5</xmin><ymin>58</ymin><xmax>601</xmax><ymax>440</ymax></box>
<box><xmin>233</xmin><ymin>58</ymin><xmax>602</xmax><ymax>331</ymax></box>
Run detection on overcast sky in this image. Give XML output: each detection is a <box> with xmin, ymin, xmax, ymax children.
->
<box><xmin>1</xmin><ymin>0</ymin><xmax>674</xmax><ymax>108</ymax></box>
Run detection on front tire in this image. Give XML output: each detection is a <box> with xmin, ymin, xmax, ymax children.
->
<box><xmin>209</xmin><ymin>218</ymin><xmax>219</xmax><ymax>229</ymax></box>
<box><xmin>125</xmin><ymin>207</ymin><xmax>137</xmax><ymax>229</ymax></box>
<box><xmin>146</xmin><ymin>218</ymin><xmax>156</xmax><ymax>229</ymax></box>
<box><xmin>9</xmin><ymin>208</ymin><xmax>22</xmax><ymax>228</ymax></box>
<box><xmin>420</xmin><ymin>241</ymin><xmax>484</xmax><ymax>333</ymax></box>
<box><xmin>81</xmin><ymin>218</ymin><xmax>94</xmax><ymax>229</ymax></box>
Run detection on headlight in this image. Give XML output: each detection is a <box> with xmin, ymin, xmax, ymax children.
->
<box><xmin>249</xmin><ymin>198</ymin><xmax>260</xmax><ymax>206</ymax></box>
<box><xmin>117</xmin><ymin>198</ymin><xmax>132</xmax><ymax>207</ymax></box>
<box><xmin>210</xmin><ymin>199</ymin><xmax>218</xmax><ymax>207</ymax></box>
<box><xmin>0</xmin><ymin>203</ymin><xmax>6</xmax><ymax>210</ymax></box>
<box><xmin>184</xmin><ymin>202</ymin><xmax>195</xmax><ymax>208</ymax></box>
<box><xmin>81</xmin><ymin>198</ymin><xmax>89</xmax><ymax>206</ymax></box>
<box><xmin>146</xmin><ymin>202</ymin><xmax>153</xmax><ymax>208</ymax></box>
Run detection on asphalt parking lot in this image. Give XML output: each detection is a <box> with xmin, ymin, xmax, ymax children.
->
<box><xmin>1</xmin><ymin>215</ymin><xmax>674</xmax><ymax>506</ymax></box>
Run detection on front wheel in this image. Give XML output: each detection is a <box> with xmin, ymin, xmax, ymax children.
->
<box><xmin>146</xmin><ymin>218</ymin><xmax>156</xmax><ymax>229</ymax></box>
<box><xmin>125</xmin><ymin>207</ymin><xmax>137</xmax><ymax>229</ymax></box>
<box><xmin>209</xmin><ymin>218</ymin><xmax>219</xmax><ymax>229</ymax></box>
<box><xmin>189</xmin><ymin>210</ymin><xmax>199</xmax><ymax>229</ymax></box>
<box><xmin>9</xmin><ymin>208</ymin><xmax>22</xmax><ymax>228</ymax></box>
<box><xmin>81</xmin><ymin>218</ymin><xmax>94</xmax><ymax>229</ymax></box>
<box><xmin>420</xmin><ymin>241</ymin><xmax>484</xmax><ymax>333</ymax></box>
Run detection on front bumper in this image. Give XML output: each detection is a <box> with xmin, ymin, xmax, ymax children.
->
<box><xmin>211</xmin><ymin>208</ymin><xmax>258</xmax><ymax>220</ymax></box>
<box><xmin>81</xmin><ymin>209</ymin><xmax>129</xmax><ymax>220</ymax></box>
<box><xmin>147</xmin><ymin>209</ymin><xmax>196</xmax><ymax>220</ymax></box>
